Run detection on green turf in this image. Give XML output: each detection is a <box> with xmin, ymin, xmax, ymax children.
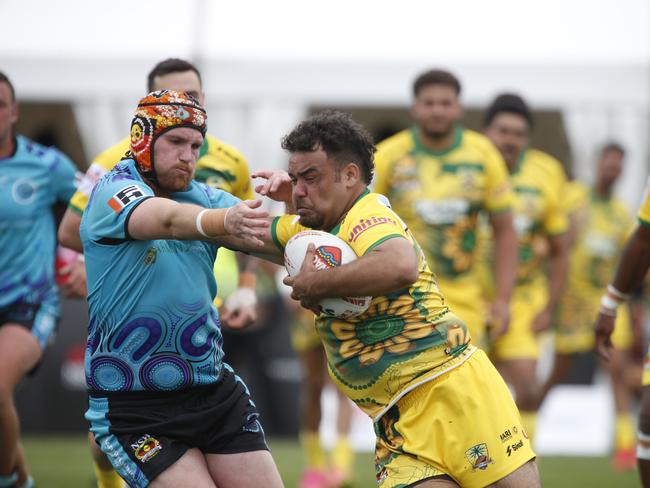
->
<box><xmin>22</xmin><ymin>435</ymin><xmax>640</xmax><ymax>487</ymax></box>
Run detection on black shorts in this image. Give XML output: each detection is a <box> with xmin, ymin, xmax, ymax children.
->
<box><xmin>0</xmin><ymin>300</ymin><xmax>59</xmax><ymax>350</ymax></box>
<box><xmin>86</xmin><ymin>366</ymin><xmax>268</xmax><ymax>488</ymax></box>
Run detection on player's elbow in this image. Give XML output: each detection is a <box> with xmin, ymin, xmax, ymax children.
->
<box><xmin>392</xmin><ymin>251</ymin><xmax>419</xmax><ymax>288</ymax></box>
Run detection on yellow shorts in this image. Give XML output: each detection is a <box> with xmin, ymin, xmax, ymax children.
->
<box><xmin>375</xmin><ymin>349</ymin><xmax>535</xmax><ymax>488</ymax></box>
<box><xmin>554</xmin><ymin>294</ymin><xmax>632</xmax><ymax>354</ymax></box>
<box><xmin>289</xmin><ymin>308</ymin><xmax>320</xmax><ymax>353</ymax></box>
<box><xmin>490</xmin><ymin>285</ymin><xmax>547</xmax><ymax>361</ymax></box>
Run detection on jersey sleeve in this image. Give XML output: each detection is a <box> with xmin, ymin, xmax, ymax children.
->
<box><xmin>341</xmin><ymin>194</ymin><xmax>409</xmax><ymax>256</ymax></box>
<box><xmin>483</xmin><ymin>145</ymin><xmax>513</xmax><ymax>213</ymax></box>
<box><xmin>270</xmin><ymin>215</ymin><xmax>308</xmax><ymax>251</ymax></box>
<box><xmin>68</xmin><ymin>139</ymin><xmax>130</xmax><ymax>214</ymax></box>
<box><xmin>49</xmin><ymin>149</ymin><xmax>78</xmax><ymax>204</ymax></box>
<box><xmin>83</xmin><ymin>178</ymin><xmax>154</xmax><ymax>242</ymax></box>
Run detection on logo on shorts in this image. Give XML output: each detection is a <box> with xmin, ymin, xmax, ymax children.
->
<box><xmin>506</xmin><ymin>439</ymin><xmax>524</xmax><ymax>457</ymax></box>
<box><xmin>242</xmin><ymin>413</ymin><xmax>262</xmax><ymax>434</ymax></box>
<box><xmin>499</xmin><ymin>429</ymin><xmax>513</xmax><ymax>443</ymax></box>
<box><xmin>131</xmin><ymin>434</ymin><xmax>162</xmax><ymax>463</ymax></box>
<box><xmin>466</xmin><ymin>443</ymin><xmax>493</xmax><ymax>471</ymax></box>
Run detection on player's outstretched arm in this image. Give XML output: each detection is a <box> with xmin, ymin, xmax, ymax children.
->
<box><xmin>127</xmin><ymin>197</ymin><xmax>269</xmax><ymax>247</ymax></box>
<box><xmin>595</xmin><ymin>224</ymin><xmax>650</xmax><ymax>360</ymax></box>
<box><xmin>285</xmin><ymin>236</ymin><xmax>418</xmax><ymax>304</ymax></box>
<box><xmin>58</xmin><ymin>208</ymin><xmax>84</xmax><ymax>253</ymax></box>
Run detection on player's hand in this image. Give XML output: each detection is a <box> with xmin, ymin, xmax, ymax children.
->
<box><xmin>487</xmin><ymin>298</ymin><xmax>510</xmax><ymax>340</ymax></box>
<box><xmin>594</xmin><ymin>312</ymin><xmax>616</xmax><ymax>361</ymax></box>
<box><xmin>60</xmin><ymin>258</ymin><xmax>87</xmax><ymax>298</ymax></box>
<box><xmin>220</xmin><ymin>287</ymin><xmax>258</xmax><ymax>329</ymax></box>
<box><xmin>252</xmin><ymin>170</ymin><xmax>293</xmax><ymax>204</ymax></box>
<box><xmin>531</xmin><ymin>308</ymin><xmax>552</xmax><ymax>335</ymax></box>
<box><xmin>283</xmin><ymin>243</ymin><xmax>322</xmax><ymax>314</ymax></box>
<box><xmin>225</xmin><ymin>200</ymin><xmax>269</xmax><ymax>247</ymax></box>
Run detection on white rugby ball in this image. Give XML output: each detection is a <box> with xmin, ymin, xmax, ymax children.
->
<box><xmin>284</xmin><ymin>230</ymin><xmax>371</xmax><ymax>318</ymax></box>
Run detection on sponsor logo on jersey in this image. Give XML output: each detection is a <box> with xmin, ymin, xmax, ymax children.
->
<box><xmin>108</xmin><ymin>185</ymin><xmax>145</xmax><ymax>212</ymax></box>
<box><xmin>348</xmin><ymin>216</ymin><xmax>398</xmax><ymax>242</ymax></box>
<box><xmin>131</xmin><ymin>434</ymin><xmax>162</xmax><ymax>463</ymax></box>
<box><xmin>506</xmin><ymin>439</ymin><xmax>524</xmax><ymax>457</ymax></box>
<box><xmin>466</xmin><ymin>443</ymin><xmax>493</xmax><ymax>471</ymax></box>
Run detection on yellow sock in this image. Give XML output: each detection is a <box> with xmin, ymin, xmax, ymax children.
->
<box><xmin>299</xmin><ymin>430</ymin><xmax>327</xmax><ymax>470</ymax></box>
<box><xmin>93</xmin><ymin>462</ymin><xmax>124</xmax><ymax>488</ymax></box>
<box><xmin>520</xmin><ymin>411</ymin><xmax>537</xmax><ymax>442</ymax></box>
<box><xmin>615</xmin><ymin>413</ymin><xmax>635</xmax><ymax>451</ymax></box>
<box><xmin>331</xmin><ymin>436</ymin><xmax>354</xmax><ymax>474</ymax></box>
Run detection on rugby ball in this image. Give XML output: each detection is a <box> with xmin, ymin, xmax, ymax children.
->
<box><xmin>284</xmin><ymin>230</ymin><xmax>371</xmax><ymax>318</ymax></box>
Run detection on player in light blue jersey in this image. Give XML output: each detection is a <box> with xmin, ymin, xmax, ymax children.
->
<box><xmin>0</xmin><ymin>72</ymin><xmax>77</xmax><ymax>488</ymax></box>
<box><xmin>81</xmin><ymin>90</ymin><xmax>282</xmax><ymax>488</ymax></box>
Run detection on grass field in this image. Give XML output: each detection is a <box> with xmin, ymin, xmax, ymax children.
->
<box><xmin>22</xmin><ymin>435</ymin><xmax>639</xmax><ymax>487</ymax></box>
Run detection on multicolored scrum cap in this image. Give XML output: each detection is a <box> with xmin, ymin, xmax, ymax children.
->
<box><xmin>129</xmin><ymin>89</ymin><xmax>207</xmax><ymax>177</ymax></box>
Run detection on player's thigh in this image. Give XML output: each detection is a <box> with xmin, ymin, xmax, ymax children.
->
<box><xmin>206</xmin><ymin>450</ymin><xmax>283</xmax><ymax>488</ymax></box>
<box><xmin>0</xmin><ymin>324</ymin><xmax>41</xmax><ymax>390</ymax></box>
<box><xmin>149</xmin><ymin>448</ymin><xmax>215</xmax><ymax>488</ymax></box>
<box><xmin>485</xmin><ymin>459</ymin><xmax>540</xmax><ymax>488</ymax></box>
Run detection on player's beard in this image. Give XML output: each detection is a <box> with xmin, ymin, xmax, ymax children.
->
<box><xmin>421</xmin><ymin>120</ymin><xmax>454</xmax><ymax>142</ymax></box>
<box><xmin>296</xmin><ymin>205</ymin><xmax>324</xmax><ymax>229</ymax></box>
<box><xmin>158</xmin><ymin>167</ymin><xmax>193</xmax><ymax>193</ymax></box>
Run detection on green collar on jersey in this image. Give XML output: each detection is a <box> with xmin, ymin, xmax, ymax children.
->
<box><xmin>411</xmin><ymin>125</ymin><xmax>463</xmax><ymax>157</ymax></box>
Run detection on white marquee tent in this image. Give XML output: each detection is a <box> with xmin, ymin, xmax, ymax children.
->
<box><xmin>1</xmin><ymin>0</ymin><xmax>649</xmax><ymax>206</ymax></box>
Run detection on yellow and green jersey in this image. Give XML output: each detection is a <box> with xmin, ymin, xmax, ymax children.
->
<box><xmin>564</xmin><ymin>181</ymin><xmax>632</xmax><ymax>300</ymax></box>
<box><xmin>69</xmin><ymin>134</ymin><xmax>253</xmax><ymax>214</ymax></box>
<box><xmin>69</xmin><ymin>134</ymin><xmax>254</xmax><ymax>301</ymax></box>
<box><xmin>374</xmin><ymin>127</ymin><xmax>513</xmax><ymax>281</ymax></box>
<box><xmin>271</xmin><ymin>190</ymin><xmax>474</xmax><ymax>420</ymax></box>
<box><xmin>484</xmin><ymin>149</ymin><xmax>568</xmax><ymax>289</ymax></box>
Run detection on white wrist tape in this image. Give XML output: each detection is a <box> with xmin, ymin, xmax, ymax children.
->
<box><xmin>600</xmin><ymin>294</ymin><xmax>620</xmax><ymax>311</ymax></box>
<box><xmin>195</xmin><ymin>209</ymin><xmax>210</xmax><ymax>238</ymax></box>
<box><xmin>607</xmin><ymin>284</ymin><xmax>630</xmax><ymax>302</ymax></box>
<box><xmin>224</xmin><ymin>287</ymin><xmax>257</xmax><ymax>311</ymax></box>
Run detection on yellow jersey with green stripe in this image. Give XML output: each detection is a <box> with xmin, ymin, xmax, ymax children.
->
<box><xmin>509</xmin><ymin>149</ymin><xmax>568</xmax><ymax>285</ymax></box>
<box><xmin>564</xmin><ymin>181</ymin><xmax>632</xmax><ymax>301</ymax></box>
<box><xmin>271</xmin><ymin>190</ymin><xmax>475</xmax><ymax>420</ymax></box>
<box><xmin>69</xmin><ymin>134</ymin><xmax>253</xmax><ymax>214</ymax></box>
<box><xmin>373</xmin><ymin>127</ymin><xmax>513</xmax><ymax>281</ymax></box>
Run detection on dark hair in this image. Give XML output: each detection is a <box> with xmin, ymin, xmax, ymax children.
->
<box><xmin>281</xmin><ymin>110</ymin><xmax>376</xmax><ymax>184</ymax></box>
<box><xmin>413</xmin><ymin>69</ymin><xmax>461</xmax><ymax>97</ymax></box>
<box><xmin>600</xmin><ymin>141</ymin><xmax>626</xmax><ymax>157</ymax></box>
<box><xmin>0</xmin><ymin>71</ymin><xmax>16</xmax><ymax>102</ymax></box>
<box><xmin>484</xmin><ymin>93</ymin><xmax>534</xmax><ymax>128</ymax></box>
<box><xmin>146</xmin><ymin>58</ymin><xmax>202</xmax><ymax>92</ymax></box>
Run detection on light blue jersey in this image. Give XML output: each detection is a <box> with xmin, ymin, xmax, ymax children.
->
<box><xmin>80</xmin><ymin>158</ymin><xmax>239</xmax><ymax>393</ymax></box>
<box><xmin>0</xmin><ymin>135</ymin><xmax>76</xmax><ymax>315</ymax></box>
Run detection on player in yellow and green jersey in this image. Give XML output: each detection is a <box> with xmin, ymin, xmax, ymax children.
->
<box><xmin>545</xmin><ymin>144</ymin><xmax>640</xmax><ymax>470</ymax></box>
<box><xmin>482</xmin><ymin>94</ymin><xmax>570</xmax><ymax>442</ymax></box>
<box><xmin>594</xmin><ymin>164</ymin><xmax>650</xmax><ymax>485</ymax></box>
<box><xmin>374</xmin><ymin>69</ymin><xmax>518</xmax><ymax>349</ymax></box>
<box><xmin>56</xmin><ymin>59</ymin><xmax>256</xmax><ymax>488</ymax></box>
<box><xmin>247</xmin><ymin>111</ymin><xmax>539</xmax><ymax>487</ymax></box>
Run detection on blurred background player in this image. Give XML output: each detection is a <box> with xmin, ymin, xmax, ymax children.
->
<box><xmin>276</xmin><ymin>283</ymin><xmax>355</xmax><ymax>488</ymax></box>
<box><xmin>0</xmin><ymin>72</ymin><xmax>77</xmax><ymax>488</ymax></box>
<box><xmin>57</xmin><ymin>58</ymin><xmax>258</xmax><ymax>488</ymax></box>
<box><xmin>594</xmin><ymin>167</ymin><xmax>650</xmax><ymax>486</ymax></box>
<box><xmin>543</xmin><ymin>143</ymin><xmax>640</xmax><ymax>470</ymax></box>
<box><xmin>373</xmin><ymin>69</ymin><xmax>517</xmax><ymax>349</ymax></box>
<box><xmin>482</xmin><ymin>93</ymin><xmax>570</xmax><ymax>442</ymax></box>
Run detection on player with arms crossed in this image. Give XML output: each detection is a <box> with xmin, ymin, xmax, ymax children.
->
<box><xmin>249</xmin><ymin>111</ymin><xmax>539</xmax><ymax>487</ymax></box>
<box><xmin>81</xmin><ymin>90</ymin><xmax>281</xmax><ymax>488</ymax></box>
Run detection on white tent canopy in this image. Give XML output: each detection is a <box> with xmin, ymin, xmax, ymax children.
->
<box><xmin>2</xmin><ymin>0</ymin><xmax>649</xmax><ymax>206</ymax></box>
